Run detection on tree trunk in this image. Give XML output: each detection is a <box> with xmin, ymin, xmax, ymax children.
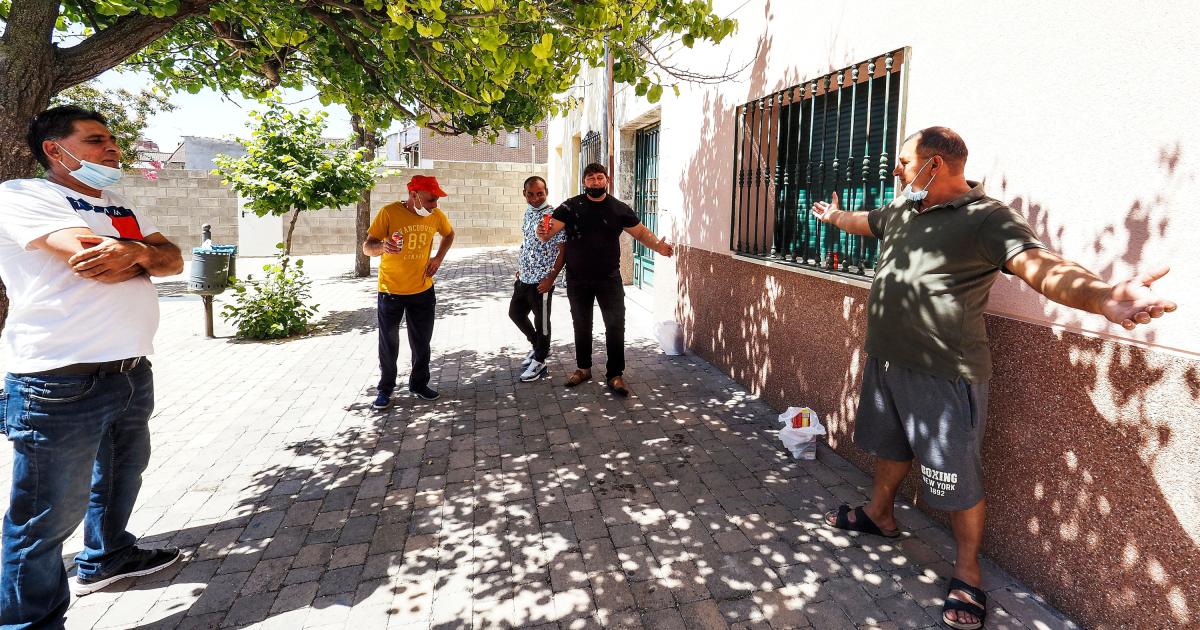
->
<box><xmin>0</xmin><ymin>0</ymin><xmax>63</xmax><ymax>333</ymax></box>
<box><xmin>284</xmin><ymin>208</ymin><xmax>302</xmax><ymax>258</ymax></box>
<box><xmin>351</xmin><ymin>114</ymin><xmax>378</xmax><ymax>277</ymax></box>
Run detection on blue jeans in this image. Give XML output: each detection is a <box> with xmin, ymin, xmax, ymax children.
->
<box><xmin>0</xmin><ymin>362</ymin><xmax>154</xmax><ymax>629</ymax></box>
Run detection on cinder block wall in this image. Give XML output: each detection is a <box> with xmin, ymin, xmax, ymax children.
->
<box><xmin>290</xmin><ymin>161</ymin><xmax>545</xmax><ymax>255</ymax></box>
<box><xmin>113</xmin><ymin>161</ymin><xmax>546</xmax><ymax>255</ymax></box>
<box><xmin>113</xmin><ymin>169</ymin><xmax>239</xmax><ymax>252</ymax></box>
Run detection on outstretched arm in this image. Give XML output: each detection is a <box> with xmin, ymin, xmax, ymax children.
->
<box><xmin>1006</xmin><ymin>247</ymin><xmax>1177</xmax><ymax>330</ymax></box>
<box><xmin>812</xmin><ymin>191</ymin><xmax>874</xmax><ymax>237</ymax></box>
<box><xmin>623</xmin><ymin>223</ymin><xmax>674</xmax><ymax>256</ymax></box>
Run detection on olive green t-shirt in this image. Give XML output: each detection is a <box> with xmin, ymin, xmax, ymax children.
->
<box><xmin>864</xmin><ymin>182</ymin><xmax>1045</xmax><ymax>382</ymax></box>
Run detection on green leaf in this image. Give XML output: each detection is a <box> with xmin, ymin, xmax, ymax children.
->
<box><xmin>531</xmin><ymin>33</ymin><xmax>553</xmax><ymax>59</ymax></box>
<box><xmin>647</xmin><ymin>84</ymin><xmax>663</xmax><ymax>103</ymax></box>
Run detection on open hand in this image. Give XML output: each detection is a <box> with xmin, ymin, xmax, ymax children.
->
<box><xmin>656</xmin><ymin>240</ymin><xmax>675</xmax><ymax>257</ymax></box>
<box><xmin>69</xmin><ymin>235</ymin><xmax>144</xmax><ymax>280</ymax></box>
<box><xmin>811</xmin><ymin>191</ymin><xmax>841</xmax><ymax>224</ymax></box>
<box><xmin>1100</xmin><ymin>266</ymin><xmax>1178</xmax><ymax>329</ymax></box>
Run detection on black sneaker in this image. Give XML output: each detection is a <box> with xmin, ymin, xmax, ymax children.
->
<box><xmin>71</xmin><ymin>547</ymin><xmax>181</xmax><ymax>596</ymax></box>
<box><xmin>409</xmin><ymin>385</ymin><xmax>440</xmax><ymax>400</ymax></box>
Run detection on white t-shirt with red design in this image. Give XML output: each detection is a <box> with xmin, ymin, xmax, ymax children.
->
<box><xmin>0</xmin><ymin>178</ymin><xmax>161</xmax><ymax>373</ymax></box>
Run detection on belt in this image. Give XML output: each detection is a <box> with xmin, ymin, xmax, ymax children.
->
<box><xmin>21</xmin><ymin>357</ymin><xmax>145</xmax><ymax>377</ymax></box>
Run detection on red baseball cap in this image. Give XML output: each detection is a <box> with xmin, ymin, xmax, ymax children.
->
<box><xmin>407</xmin><ymin>175</ymin><xmax>448</xmax><ymax>198</ymax></box>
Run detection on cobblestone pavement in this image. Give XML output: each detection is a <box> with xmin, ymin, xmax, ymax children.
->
<box><xmin>0</xmin><ymin>248</ymin><xmax>1078</xmax><ymax>629</ymax></box>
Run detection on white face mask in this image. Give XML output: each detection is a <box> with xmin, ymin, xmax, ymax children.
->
<box><xmin>55</xmin><ymin>143</ymin><xmax>123</xmax><ymax>189</ymax></box>
<box><xmin>408</xmin><ymin>193</ymin><xmax>434</xmax><ymax>216</ymax></box>
<box><xmin>900</xmin><ymin>157</ymin><xmax>936</xmax><ymax>202</ymax></box>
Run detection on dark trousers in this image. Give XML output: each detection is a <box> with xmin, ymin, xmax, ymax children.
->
<box><xmin>377</xmin><ymin>288</ymin><xmax>435</xmax><ymax>395</ymax></box>
<box><xmin>509</xmin><ymin>280</ymin><xmax>554</xmax><ymax>362</ymax></box>
<box><xmin>566</xmin><ymin>275</ymin><xmax>625</xmax><ymax>380</ymax></box>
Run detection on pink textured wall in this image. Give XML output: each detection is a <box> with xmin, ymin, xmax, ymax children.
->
<box><xmin>677</xmin><ymin>246</ymin><xmax>1199</xmax><ymax>628</ymax></box>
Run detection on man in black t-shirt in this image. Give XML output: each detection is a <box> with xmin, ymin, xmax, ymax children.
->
<box><xmin>537</xmin><ymin>163</ymin><xmax>674</xmax><ymax>395</ymax></box>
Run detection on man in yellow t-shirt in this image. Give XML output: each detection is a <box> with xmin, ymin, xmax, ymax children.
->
<box><xmin>363</xmin><ymin>175</ymin><xmax>456</xmax><ymax>409</ymax></box>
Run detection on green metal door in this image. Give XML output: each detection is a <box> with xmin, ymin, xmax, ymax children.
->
<box><xmin>633</xmin><ymin>125</ymin><xmax>659</xmax><ymax>288</ymax></box>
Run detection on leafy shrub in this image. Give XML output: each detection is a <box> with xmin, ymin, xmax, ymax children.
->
<box><xmin>221</xmin><ymin>246</ymin><xmax>318</xmax><ymax>339</ymax></box>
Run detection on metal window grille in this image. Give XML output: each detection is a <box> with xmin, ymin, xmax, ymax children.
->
<box><xmin>730</xmin><ymin>48</ymin><xmax>909</xmax><ymax>276</ymax></box>
<box><xmin>633</xmin><ymin>124</ymin><xmax>660</xmax><ymax>288</ymax></box>
<box><xmin>579</xmin><ymin>131</ymin><xmax>602</xmax><ymax>194</ymax></box>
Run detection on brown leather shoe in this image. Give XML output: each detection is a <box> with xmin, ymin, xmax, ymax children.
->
<box><xmin>564</xmin><ymin>369</ymin><xmax>592</xmax><ymax>387</ymax></box>
<box><xmin>606</xmin><ymin>375</ymin><xmax>629</xmax><ymax>397</ymax></box>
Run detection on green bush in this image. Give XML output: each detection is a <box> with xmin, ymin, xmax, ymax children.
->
<box><xmin>221</xmin><ymin>246</ymin><xmax>318</xmax><ymax>339</ymax></box>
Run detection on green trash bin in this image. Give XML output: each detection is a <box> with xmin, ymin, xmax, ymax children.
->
<box><xmin>188</xmin><ymin>247</ymin><xmax>232</xmax><ymax>295</ymax></box>
<box><xmin>210</xmin><ymin>244</ymin><xmax>238</xmax><ymax>282</ymax></box>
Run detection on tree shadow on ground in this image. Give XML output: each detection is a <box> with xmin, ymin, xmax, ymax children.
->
<box><xmin>65</xmin><ymin>328</ymin><xmax>1000</xmax><ymax>629</ymax></box>
<box><xmin>677</xmin><ymin>140</ymin><xmax>1198</xmax><ymax>628</ymax></box>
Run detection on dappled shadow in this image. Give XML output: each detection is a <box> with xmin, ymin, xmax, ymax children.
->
<box><xmin>87</xmin><ymin>339</ymin><xmax>925</xmax><ymax>629</ymax></box>
<box><xmin>677</xmin><ymin>139</ymin><xmax>1198</xmax><ymax>627</ymax></box>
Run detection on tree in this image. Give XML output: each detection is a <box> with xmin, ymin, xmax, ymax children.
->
<box><xmin>51</xmin><ymin>80</ymin><xmax>175</xmax><ymax>171</ymax></box>
<box><xmin>212</xmin><ymin>98</ymin><xmax>378</xmax><ymax>257</ymax></box>
<box><xmin>0</xmin><ymin>0</ymin><xmax>735</xmax><ymax>182</ymax></box>
<box><xmin>0</xmin><ymin>0</ymin><xmax>736</xmax><ymax>328</ymax></box>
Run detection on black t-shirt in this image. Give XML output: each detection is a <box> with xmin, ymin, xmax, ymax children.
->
<box><xmin>552</xmin><ymin>193</ymin><xmax>640</xmax><ymax>280</ymax></box>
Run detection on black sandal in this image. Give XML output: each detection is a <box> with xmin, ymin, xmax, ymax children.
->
<box><xmin>942</xmin><ymin>577</ymin><xmax>987</xmax><ymax>630</ymax></box>
<box><xmin>823</xmin><ymin>504</ymin><xmax>901</xmax><ymax>538</ymax></box>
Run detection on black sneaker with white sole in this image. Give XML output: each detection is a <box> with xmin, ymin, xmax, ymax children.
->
<box><xmin>72</xmin><ymin>547</ymin><xmax>181</xmax><ymax>596</ymax></box>
<box><xmin>409</xmin><ymin>385</ymin><xmax>440</xmax><ymax>400</ymax></box>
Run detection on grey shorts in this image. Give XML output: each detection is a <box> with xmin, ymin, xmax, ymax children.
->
<box><xmin>854</xmin><ymin>356</ymin><xmax>989</xmax><ymax>512</ymax></box>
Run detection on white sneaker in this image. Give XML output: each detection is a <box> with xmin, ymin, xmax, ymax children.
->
<box><xmin>521</xmin><ymin>349</ymin><xmax>536</xmax><ymax>367</ymax></box>
<box><xmin>520</xmin><ymin>360</ymin><xmax>548</xmax><ymax>382</ymax></box>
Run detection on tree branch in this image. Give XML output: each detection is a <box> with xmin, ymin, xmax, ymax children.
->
<box><xmin>304</xmin><ymin>6</ymin><xmax>434</xmax><ymax>128</ymax></box>
<box><xmin>316</xmin><ymin>0</ymin><xmax>383</xmax><ymax>33</ymax></box>
<box><xmin>208</xmin><ymin>20</ymin><xmax>286</xmax><ymax>86</ymax></box>
<box><xmin>408</xmin><ymin>43</ymin><xmax>482</xmax><ymax>105</ymax></box>
<box><xmin>53</xmin><ymin>0</ymin><xmax>221</xmax><ymax>92</ymax></box>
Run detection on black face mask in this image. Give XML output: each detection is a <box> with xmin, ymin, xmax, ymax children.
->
<box><xmin>584</xmin><ymin>186</ymin><xmax>606</xmax><ymax>198</ymax></box>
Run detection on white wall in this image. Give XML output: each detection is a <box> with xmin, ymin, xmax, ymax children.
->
<box><xmin>549</xmin><ymin>0</ymin><xmax>1200</xmax><ymax>357</ymax></box>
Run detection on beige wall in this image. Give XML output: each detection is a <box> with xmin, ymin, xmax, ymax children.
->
<box><xmin>113</xmin><ymin>169</ymin><xmax>239</xmax><ymax>253</ymax></box>
<box><xmin>114</xmin><ymin>161</ymin><xmax>546</xmax><ymax>255</ymax></box>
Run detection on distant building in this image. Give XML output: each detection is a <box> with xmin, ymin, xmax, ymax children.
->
<box><xmin>161</xmin><ymin>135</ymin><xmax>350</xmax><ymax>172</ymax></box>
<box><xmin>378</xmin><ymin>120</ymin><xmax>547</xmax><ymax>168</ymax></box>
<box><xmin>163</xmin><ymin>136</ymin><xmax>245</xmax><ymax>171</ymax></box>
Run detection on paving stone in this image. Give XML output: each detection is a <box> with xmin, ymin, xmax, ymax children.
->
<box><xmin>43</xmin><ymin>250</ymin><xmax>1076</xmax><ymax>630</ymax></box>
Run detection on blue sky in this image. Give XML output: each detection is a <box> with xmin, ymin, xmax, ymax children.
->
<box><xmin>93</xmin><ymin>69</ymin><xmax>375</xmax><ymax>151</ymax></box>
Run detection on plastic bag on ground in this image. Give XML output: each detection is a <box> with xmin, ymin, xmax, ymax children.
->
<box><xmin>777</xmin><ymin>406</ymin><xmax>826</xmax><ymax>460</ymax></box>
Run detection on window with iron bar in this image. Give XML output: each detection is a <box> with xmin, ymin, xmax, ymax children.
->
<box><xmin>730</xmin><ymin>48</ymin><xmax>909</xmax><ymax>277</ymax></box>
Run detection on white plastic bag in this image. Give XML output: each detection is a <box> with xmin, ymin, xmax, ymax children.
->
<box><xmin>654</xmin><ymin>321</ymin><xmax>685</xmax><ymax>355</ymax></box>
<box><xmin>777</xmin><ymin>406</ymin><xmax>826</xmax><ymax>460</ymax></box>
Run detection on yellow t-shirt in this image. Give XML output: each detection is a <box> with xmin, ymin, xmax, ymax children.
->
<box><xmin>367</xmin><ymin>202</ymin><xmax>454</xmax><ymax>295</ymax></box>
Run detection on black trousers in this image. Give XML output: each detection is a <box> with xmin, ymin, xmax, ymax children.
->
<box><xmin>509</xmin><ymin>280</ymin><xmax>554</xmax><ymax>362</ymax></box>
<box><xmin>377</xmin><ymin>287</ymin><xmax>435</xmax><ymax>395</ymax></box>
<box><xmin>566</xmin><ymin>275</ymin><xmax>625</xmax><ymax>379</ymax></box>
